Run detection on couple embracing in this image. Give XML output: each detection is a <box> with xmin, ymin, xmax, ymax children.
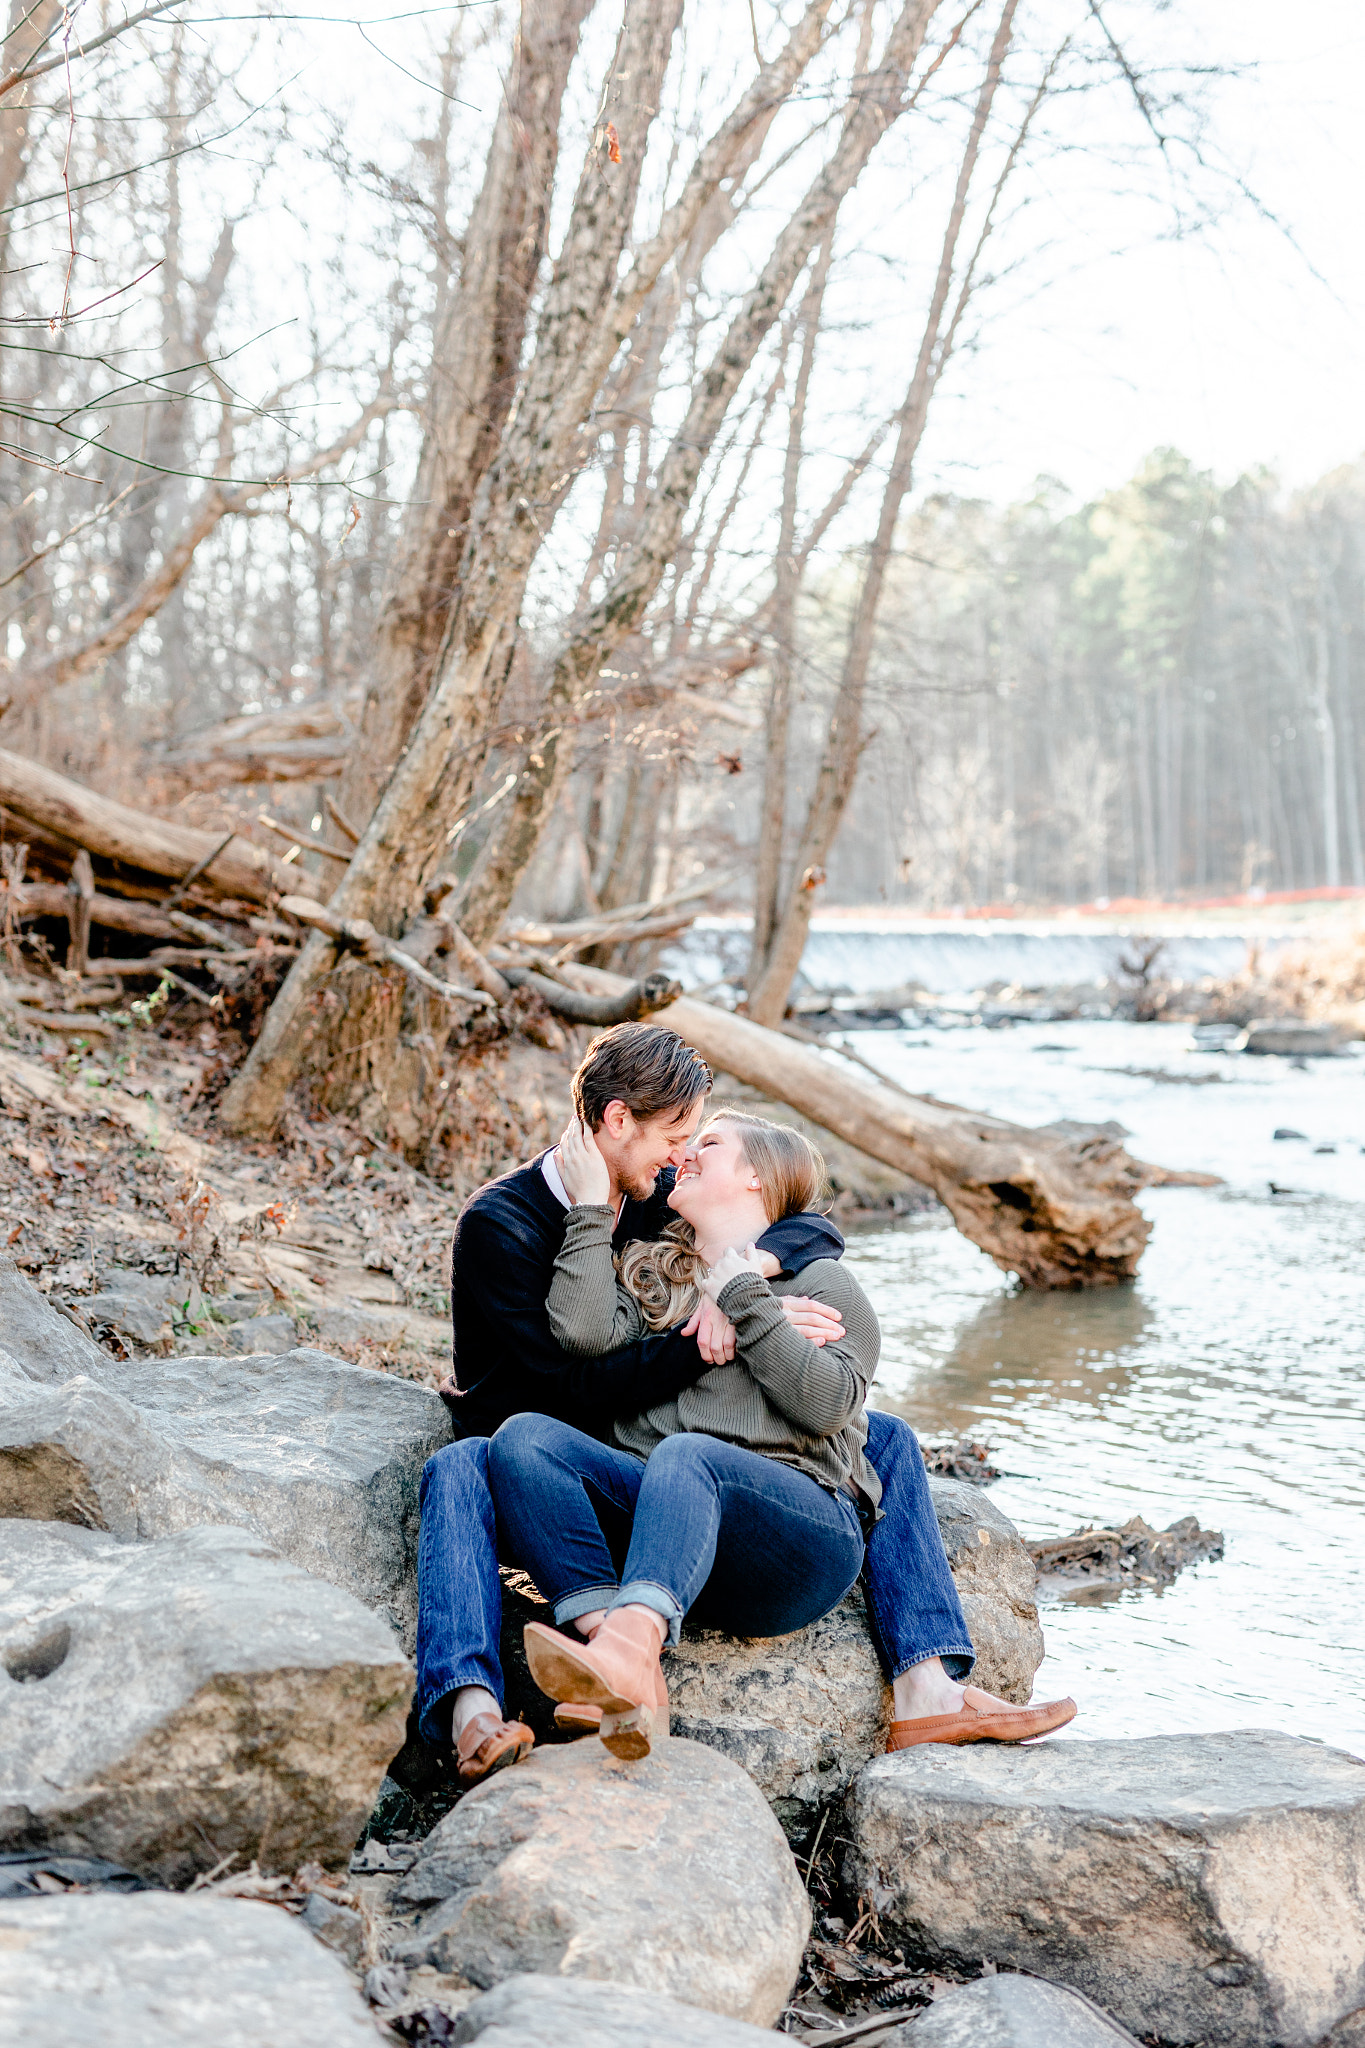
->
<box><xmin>418</xmin><ymin>1022</ymin><xmax>1074</xmax><ymax>1781</ymax></box>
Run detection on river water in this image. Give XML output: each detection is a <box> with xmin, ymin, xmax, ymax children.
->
<box><xmin>827</xmin><ymin>1019</ymin><xmax>1365</xmax><ymax>1757</ymax></box>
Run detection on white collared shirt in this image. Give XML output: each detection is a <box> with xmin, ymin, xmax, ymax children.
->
<box><xmin>542</xmin><ymin>1147</ymin><xmax>625</xmax><ymax>1223</ymax></box>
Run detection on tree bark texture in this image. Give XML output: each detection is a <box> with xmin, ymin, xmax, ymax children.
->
<box><xmin>566</xmin><ymin>966</ymin><xmax>1153</xmax><ymax>1287</ymax></box>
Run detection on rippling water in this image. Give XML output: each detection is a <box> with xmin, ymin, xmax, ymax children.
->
<box><xmin>836</xmin><ymin>1020</ymin><xmax>1365</xmax><ymax>1755</ymax></box>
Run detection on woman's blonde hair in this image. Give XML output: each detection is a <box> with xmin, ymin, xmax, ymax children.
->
<box><xmin>616</xmin><ymin>1110</ymin><xmax>827</xmax><ymax>1332</ymax></box>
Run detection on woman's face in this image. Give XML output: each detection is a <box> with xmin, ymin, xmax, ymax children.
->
<box><xmin>667</xmin><ymin>1121</ymin><xmax>764</xmax><ymax>1228</ymax></box>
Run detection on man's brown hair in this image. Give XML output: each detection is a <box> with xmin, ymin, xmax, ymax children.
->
<box><xmin>571</xmin><ymin>1022</ymin><xmax>712</xmax><ymax>1132</ymax></box>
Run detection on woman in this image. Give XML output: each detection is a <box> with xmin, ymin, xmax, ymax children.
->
<box><xmin>487</xmin><ymin>1109</ymin><xmax>879</xmax><ymax>1759</ymax></box>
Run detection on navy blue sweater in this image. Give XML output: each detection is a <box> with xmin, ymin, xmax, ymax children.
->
<box><xmin>445</xmin><ymin>1154</ymin><xmax>844</xmax><ymax>1441</ymax></box>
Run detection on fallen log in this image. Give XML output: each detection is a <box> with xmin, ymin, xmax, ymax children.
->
<box><xmin>556</xmin><ymin>966</ymin><xmax>1165</xmax><ymax>1287</ymax></box>
<box><xmin>500</xmin><ymin>966</ymin><xmax>682</xmax><ymax>1026</ymax></box>
<box><xmin>0</xmin><ymin>880</ymin><xmax>182</xmax><ymax>941</ymax></box>
<box><xmin>0</xmin><ymin>748</ymin><xmax>318</xmax><ymax>905</ymax></box>
<box><xmin>157</xmin><ymin>699</ymin><xmax>357</xmax><ymax>788</ymax></box>
<box><xmin>1029</xmin><ymin>1515</ymin><xmax>1224</xmax><ymax>1589</ymax></box>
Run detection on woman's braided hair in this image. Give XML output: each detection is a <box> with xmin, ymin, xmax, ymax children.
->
<box><xmin>617</xmin><ymin>1110</ymin><xmax>827</xmax><ymax>1332</ymax></box>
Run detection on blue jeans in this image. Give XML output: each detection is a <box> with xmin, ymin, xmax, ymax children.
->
<box><xmin>487</xmin><ymin>1416</ymin><xmax>866</xmax><ymax>1645</ymax></box>
<box><xmin>414</xmin><ymin>1407</ymin><xmax>973</xmax><ymax>1741</ymax></box>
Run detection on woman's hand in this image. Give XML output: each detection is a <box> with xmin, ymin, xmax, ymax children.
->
<box><xmin>701</xmin><ymin>1242</ymin><xmax>767</xmax><ymax>1302</ymax></box>
<box><xmin>556</xmin><ymin>1116</ymin><xmax>612</xmax><ymax>1207</ymax></box>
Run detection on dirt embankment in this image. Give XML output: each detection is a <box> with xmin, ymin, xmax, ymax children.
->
<box><xmin>0</xmin><ymin>983</ymin><xmax>927</xmax><ymax>1382</ymax></box>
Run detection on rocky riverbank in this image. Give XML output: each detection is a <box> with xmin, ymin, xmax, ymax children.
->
<box><xmin>2</xmin><ymin>1255</ymin><xmax>1361</xmax><ymax>2047</ymax></box>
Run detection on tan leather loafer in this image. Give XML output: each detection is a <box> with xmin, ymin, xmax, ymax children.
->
<box><xmin>524</xmin><ymin>1612</ymin><xmax>665</xmax><ymax>1760</ymax></box>
<box><xmin>555</xmin><ymin>1659</ymin><xmax>670</xmax><ymax>1739</ymax></box>
<box><xmin>887</xmin><ymin>1686</ymin><xmax>1077</xmax><ymax>1750</ymax></box>
<box><xmin>455</xmin><ymin>1711</ymin><xmax>535</xmax><ymax>1784</ymax></box>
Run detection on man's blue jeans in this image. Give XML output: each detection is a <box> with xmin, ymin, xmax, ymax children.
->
<box><xmin>488</xmin><ymin>1416</ymin><xmax>865</xmax><ymax>1644</ymax></box>
<box><xmin>414</xmin><ymin>1408</ymin><xmax>974</xmax><ymax>1742</ymax></box>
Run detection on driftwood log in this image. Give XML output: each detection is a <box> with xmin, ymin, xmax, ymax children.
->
<box><xmin>500</xmin><ymin>966</ymin><xmax>683</xmax><ymax>1027</ymax></box>
<box><xmin>0</xmin><ymin>881</ymin><xmax>183</xmax><ymax>940</ymax></box>
<box><xmin>0</xmin><ymin>748</ymin><xmax>315</xmax><ymax>905</ymax></box>
<box><xmin>557</xmin><ymin>966</ymin><xmax>1161</xmax><ymax>1288</ymax></box>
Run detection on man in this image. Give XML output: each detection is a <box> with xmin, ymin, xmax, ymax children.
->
<box><xmin>418</xmin><ymin>1021</ymin><xmax>1074</xmax><ymax>1783</ymax></box>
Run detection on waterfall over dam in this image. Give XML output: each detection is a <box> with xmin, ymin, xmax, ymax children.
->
<box><xmin>665</xmin><ymin>917</ymin><xmax>1300</xmax><ymax>999</ymax></box>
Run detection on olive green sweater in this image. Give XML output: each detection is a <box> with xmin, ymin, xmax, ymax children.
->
<box><xmin>546</xmin><ymin>1203</ymin><xmax>882</xmax><ymax>1512</ymax></box>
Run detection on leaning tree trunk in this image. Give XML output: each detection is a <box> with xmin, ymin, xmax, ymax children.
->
<box><xmin>338</xmin><ymin>0</ymin><xmax>596</xmax><ymax>827</ymax></box>
<box><xmin>561</xmin><ymin>966</ymin><xmax>1158</xmax><ymax>1287</ymax></box>
<box><xmin>218</xmin><ymin>0</ymin><xmax>841</xmax><ymax>1136</ymax></box>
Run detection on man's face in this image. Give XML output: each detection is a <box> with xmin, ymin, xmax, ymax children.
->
<box><xmin>594</xmin><ymin>1094</ymin><xmax>707</xmax><ymax>1203</ymax></box>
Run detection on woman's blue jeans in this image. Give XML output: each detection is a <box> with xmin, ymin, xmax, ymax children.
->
<box><xmin>414</xmin><ymin>1407</ymin><xmax>974</xmax><ymax>1741</ymax></box>
<box><xmin>487</xmin><ymin>1415</ymin><xmax>866</xmax><ymax>1647</ymax></box>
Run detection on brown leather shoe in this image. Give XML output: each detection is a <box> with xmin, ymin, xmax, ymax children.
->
<box><xmin>555</xmin><ymin>1658</ymin><xmax>670</xmax><ymax>1739</ymax></box>
<box><xmin>455</xmin><ymin>1711</ymin><xmax>535</xmax><ymax>1783</ymax></box>
<box><xmin>887</xmin><ymin>1686</ymin><xmax>1076</xmax><ymax>1750</ymax></box>
<box><xmin>524</xmin><ymin>1611</ymin><xmax>665</xmax><ymax>1760</ymax></box>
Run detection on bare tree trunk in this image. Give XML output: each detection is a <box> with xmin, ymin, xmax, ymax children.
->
<box><xmin>338</xmin><ymin>0</ymin><xmax>596</xmax><ymax>825</ymax></box>
<box><xmin>749</xmin><ymin>239</ymin><xmax>832</xmax><ymax>981</ymax></box>
<box><xmin>219</xmin><ymin>0</ymin><xmax>843</xmax><ymax>1134</ymax></box>
<box><xmin>459</xmin><ymin>0</ymin><xmax>940</xmax><ymax>948</ymax></box>
<box><xmin>747</xmin><ymin>0</ymin><xmax>1019</xmax><ymax>1024</ymax></box>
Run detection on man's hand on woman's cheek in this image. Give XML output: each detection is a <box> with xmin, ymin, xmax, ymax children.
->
<box><xmin>681</xmin><ymin>1297</ymin><xmax>737</xmax><ymax>1363</ymax></box>
<box><xmin>780</xmin><ymin>1296</ymin><xmax>845</xmax><ymax>1346</ymax></box>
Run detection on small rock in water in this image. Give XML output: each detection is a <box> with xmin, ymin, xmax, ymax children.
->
<box><xmin>1028</xmin><ymin>1512</ymin><xmax>1222</xmax><ymax>1592</ymax></box>
<box><xmin>843</xmin><ymin>1730</ymin><xmax>1365</xmax><ymax>2048</ymax></box>
<box><xmin>1238</xmin><ymin>1019</ymin><xmax>1341</xmax><ymax>1056</ymax></box>
<box><xmin>920</xmin><ymin>1436</ymin><xmax>1000</xmax><ymax>1484</ymax></box>
<box><xmin>1313</xmin><ymin>1143</ymin><xmax>1337</xmax><ymax>1154</ymax></box>
<box><xmin>1272</xmin><ymin>1127</ymin><xmax>1307</xmax><ymax>1141</ymax></box>
<box><xmin>0</xmin><ymin>1892</ymin><xmax>379</xmax><ymax>2045</ymax></box>
<box><xmin>450</xmin><ymin>1972</ymin><xmax>781</xmax><ymax>2046</ymax></box>
<box><xmin>390</xmin><ymin>1738</ymin><xmax>810</xmax><ymax>2027</ymax></box>
<box><xmin>907</xmin><ymin>1973</ymin><xmax>1143</xmax><ymax>2045</ymax></box>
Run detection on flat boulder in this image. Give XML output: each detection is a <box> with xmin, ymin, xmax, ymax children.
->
<box><xmin>0</xmin><ymin>1892</ymin><xmax>380</xmax><ymax>2046</ymax></box>
<box><xmin>451</xmin><ymin>1972</ymin><xmax>785</xmax><ymax>2046</ymax></box>
<box><xmin>843</xmin><ymin>1730</ymin><xmax>1365</xmax><ymax>2048</ymax></box>
<box><xmin>645</xmin><ymin>1476</ymin><xmax>1042</xmax><ymax>1841</ymax></box>
<box><xmin>0</xmin><ymin>1519</ymin><xmax>411</xmax><ymax>1883</ymax></box>
<box><xmin>389</xmin><ymin>1737</ymin><xmax>810</xmax><ymax>2027</ymax></box>
<box><xmin>0</xmin><ymin>1257</ymin><xmax>448</xmax><ymax>1644</ymax></box>
<box><xmin>901</xmin><ymin>1974</ymin><xmax>1143</xmax><ymax>2045</ymax></box>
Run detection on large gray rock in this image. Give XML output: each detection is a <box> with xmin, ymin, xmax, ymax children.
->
<box><xmin>0</xmin><ymin>1892</ymin><xmax>380</xmax><ymax>2046</ymax></box>
<box><xmin>451</xmin><ymin>1972</ymin><xmax>783</xmax><ymax>2047</ymax></box>
<box><xmin>652</xmin><ymin>1477</ymin><xmax>1042</xmax><ymax>1842</ymax></box>
<box><xmin>0</xmin><ymin>1258</ymin><xmax>449</xmax><ymax>1644</ymax></box>
<box><xmin>390</xmin><ymin>1737</ymin><xmax>810</xmax><ymax>2027</ymax></box>
<box><xmin>900</xmin><ymin>1974</ymin><xmax>1143</xmax><ymax>2046</ymax></box>
<box><xmin>0</xmin><ymin>1519</ymin><xmax>411</xmax><ymax>1883</ymax></box>
<box><xmin>844</xmin><ymin>1731</ymin><xmax>1365</xmax><ymax>2048</ymax></box>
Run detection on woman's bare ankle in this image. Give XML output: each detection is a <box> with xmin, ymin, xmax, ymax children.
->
<box><xmin>614</xmin><ymin>1602</ymin><xmax>668</xmax><ymax>1645</ymax></box>
<box><xmin>574</xmin><ymin>1608</ymin><xmax>608</xmax><ymax>1638</ymax></box>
